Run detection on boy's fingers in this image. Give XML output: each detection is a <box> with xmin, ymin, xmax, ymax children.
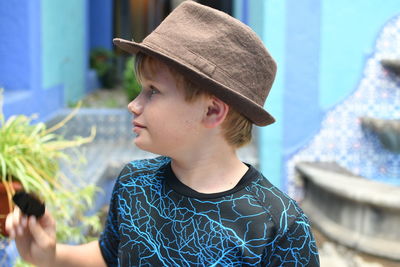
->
<box><xmin>21</xmin><ymin>215</ymin><xmax>28</xmax><ymax>228</ymax></box>
<box><xmin>40</xmin><ymin>210</ymin><xmax>55</xmax><ymax>227</ymax></box>
<box><xmin>38</xmin><ymin>211</ymin><xmax>56</xmax><ymax>239</ymax></box>
<box><xmin>6</xmin><ymin>207</ymin><xmax>22</xmax><ymax>237</ymax></box>
<box><xmin>12</xmin><ymin>207</ymin><xmax>21</xmax><ymax>226</ymax></box>
<box><xmin>5</xmin><ymin>212</ymin><xmax>15</xmax><ymax>238</ymax></box>
<box><xmin>13</xmin><ymin>207</ymin><xmax>28</xmax><ymax>236</ymax></box>
<box><xmin>28</xmin><ymin>216</ymin><xmax>51</xmax><ymax>245</ymax></box>
<box><xmin>6</xmin><ymin>207</ymin><xmax>26</xmax><ymax>238</ymax></box>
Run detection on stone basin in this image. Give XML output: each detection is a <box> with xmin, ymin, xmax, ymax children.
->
<box><xmin>296</xmin><ymin>162</ymin><xmax>400</xmax><ymax>261</ymax></box>
<box><xmin>360</xmin><ymin>117</ymin><xmax>400</xmax><ymax>153</ymax></box>
<box><xmin>381</xmin><ymin>59</ymin><xmax>400</xmax><ymax>76</ymax></box>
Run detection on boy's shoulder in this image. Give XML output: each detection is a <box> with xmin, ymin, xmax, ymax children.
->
<box><xmin>246</xmin><ymin>170</ymin><xmax>309</xmax><ymax>227</ymax></box>
<box><xmin>118</xmin><ymin>156</ymin><xmax>170</xmax><ymax>182</ymax></box>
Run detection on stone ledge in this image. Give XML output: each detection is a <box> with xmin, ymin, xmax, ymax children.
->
<box><xmin>296</xmin><ymin>162</ymin><xmax>400</xmax><ymax>209</ymax></box>
<box><xmin>303</xmin><ymin>199</ymin><xmax>400</xmax><ymax>260</ymax></box>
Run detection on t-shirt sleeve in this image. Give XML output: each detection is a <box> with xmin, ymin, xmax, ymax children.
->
<box><xmin>98</xmin><ymin>167</ymin><xmax>127</xmax><ymax>267</ymax></box>
<box><xmin>267</xmin><ymin>215</ymin><xmax>320</xmax><ymax>266</ymax></box>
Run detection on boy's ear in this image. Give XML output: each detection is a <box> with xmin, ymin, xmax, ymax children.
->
<box><xmin>203</xmin><ymin>96</ymin><xmax>229</xmax><ymax>128</ymax></box>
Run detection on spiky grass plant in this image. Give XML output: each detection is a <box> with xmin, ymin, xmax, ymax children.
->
<box><xmin>0</xmin><ymin>90</ymin><xmax>102</xmax><ymax>266</ymax></box>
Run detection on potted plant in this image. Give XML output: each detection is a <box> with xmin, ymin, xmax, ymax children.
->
<box><xmin>0</xmin><ymin>90</ymin><xmax>102</xmax><ymax>266</ymax></box>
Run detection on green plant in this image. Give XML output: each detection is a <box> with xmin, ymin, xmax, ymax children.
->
<box><xmin>0</xmin><ymin>89</ymin><xmax>102</xmax><ymax>266</ymax></box>
<box><xmin>90</xmin><ymin>48</ymin><xmax>117</xmax><ymax>88</ymax></box>
<box><xmin>123</xmin><ymin>57</ymin><xmax>141</xmax><ymax>101</ymax></box>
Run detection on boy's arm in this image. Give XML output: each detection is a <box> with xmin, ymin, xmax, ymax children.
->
<box><xmin>54</xmin><ymin>241</ymin><xmax>107</xmax><ymax>267</ymax></box>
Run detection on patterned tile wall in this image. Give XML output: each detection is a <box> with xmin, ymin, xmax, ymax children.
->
<box><xmin>287</xmin><ymin>16</ymin><xmax>400</xmax><ymax>198</ymax></box>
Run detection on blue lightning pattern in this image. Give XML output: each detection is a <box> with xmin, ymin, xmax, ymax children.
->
<box><xmin>99</xmin><ymin>157</ymin><xmax>319</xmax><ymax>266</ymax></box>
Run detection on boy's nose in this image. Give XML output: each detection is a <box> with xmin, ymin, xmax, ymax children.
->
<box><xmin>128</xmin><ymin>97</ymin><xmax>143</xmax><ymax>116</ymax></box>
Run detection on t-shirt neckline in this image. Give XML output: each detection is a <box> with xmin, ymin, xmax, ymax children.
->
<box><xmin>164</xmin><ymin>162</ymin><xmax>257</xmax><ymax>199</ymax></box>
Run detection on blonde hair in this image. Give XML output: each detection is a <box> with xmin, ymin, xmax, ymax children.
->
<box><xmin>135</xmin><ymin>53</ymin><xmax>252</xmax><ymax>148</ymax></box>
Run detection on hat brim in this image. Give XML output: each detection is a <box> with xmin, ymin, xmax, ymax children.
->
<box><xmin>113</xmin><ymin>38</ymin><xmax>275</xmax><ymax>126</ymax></box>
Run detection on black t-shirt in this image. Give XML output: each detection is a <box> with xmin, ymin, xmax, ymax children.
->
<box><xmin>99</xmin><ymin>157</ymin><xmax>319</xmax><ymax>266</ymax></box>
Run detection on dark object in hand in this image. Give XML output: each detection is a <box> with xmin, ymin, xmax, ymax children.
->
<box><xmin>12</xmin><ymin>191</ymin><xmax>45</xmax><ymax>218</ymax></box>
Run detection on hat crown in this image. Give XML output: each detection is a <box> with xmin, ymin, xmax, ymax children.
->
<box><xmin>143</xmin><ymin>1</ymin><xmax>277</xmax><ymax>107</ymax></box>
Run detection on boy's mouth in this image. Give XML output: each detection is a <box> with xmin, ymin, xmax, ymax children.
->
<box><xmin>133</xmin><ymin>121</ymin><xmax>145</xmax><ymax>127</ymax></box>
<box><xmin>133</xmin><ymin>121</ymin><xmax>146</xmax><ymax>133</ymax></box>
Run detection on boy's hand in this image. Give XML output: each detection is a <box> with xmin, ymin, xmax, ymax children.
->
<box><xmin>5</xmin><ymin>207</ymin><xmax>56</xmax><ymax>267</ymax></box>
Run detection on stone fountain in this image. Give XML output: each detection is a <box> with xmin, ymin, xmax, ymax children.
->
<box><xmin>296</xmin><ymin>111</ymin><xmax>400</xmax><ymax>260</ymax></box>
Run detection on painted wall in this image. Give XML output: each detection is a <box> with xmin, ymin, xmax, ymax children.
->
<box><xmin>42</xmin><ymin>0</ymin><xmax>87</xmax><ymax>106</ymax></box>
<box><xmin>234</xmin><ymin>0</ymin><xmax>283</xmax><ymax>188</ymax></box>
<box><xmin>89</xmin><ymin>0</ymin><xmax>114</xmax><ymax>50</ymax></box>
<box><xmin>0</xmin><ymin>1</ymin><xmax>32</xmax><ymax>91</ymax></box>
<box><xmin>319</xmin><ymin>0</ymin><xmax>400</xmax><ymax>109</ymax></box>
<box><xmin>235</xmin><ymin>0</ymin><xmax>400</xmax><ymax>191</ymax></box>
<box><xmin>1</xmin><ymin>0</ymin><xmax>84</xmax><ymax>120</ymax></box>
<box><xmin>0</xmin><ymin>0</ymin><xmax>114</xmax><ymax>121</ymax></box>
<box><xmin>0</xmin><ymin>0</ymin><xmax>49</xmax><ymax>119</ymax></box>
<box><xmin>259</xmin><ymin>0</ymin><xmax>286</xmax><ymax>189</ymax></box>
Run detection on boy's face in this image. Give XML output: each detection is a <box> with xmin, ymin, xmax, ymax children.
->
<box><xmin>128</xmin><ymin>60</ymin><xmax>208</xmax><ymax>156</ymax></box>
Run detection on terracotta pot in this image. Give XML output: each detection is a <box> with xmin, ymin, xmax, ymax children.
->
<box><xmin>0</xmin><ymin>181</ymin><xmax>23</xmax><ymax>236</ymax></box>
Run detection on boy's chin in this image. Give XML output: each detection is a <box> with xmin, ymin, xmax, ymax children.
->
<box><xmin>133</xmin><ymin>138</ymin><xmax>147</xmax><ymax>150</ymax></box>
<box><xmin>134</xmin><ymin>139</ymin><xmax>159</xmax><ymax>154</ymax></box>
<box><xmin>135</xmin><ymin>143</ymin><xmax>172</xmax><ymax>159</ymax></box>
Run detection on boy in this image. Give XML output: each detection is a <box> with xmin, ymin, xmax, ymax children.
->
<box><xmin>6</xmin><ymin>1</ymin><xmax>319</xmax><ymax>266</ymax></box>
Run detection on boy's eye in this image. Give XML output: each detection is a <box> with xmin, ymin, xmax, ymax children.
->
<box><xmin>140</xmin><ymin>85</ymin><xmax>160</xmax><ymax>99</ymax></box>
<box><xmin>149</xmin><ymin>86</ymin><xmax>159</xmax><ymax>96</ymax></box>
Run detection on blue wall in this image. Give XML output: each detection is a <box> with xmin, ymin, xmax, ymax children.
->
<box><xmin>0</xmin><ymin>0</ymin><xmax>50</xmax><ymax>120</ymax></box>
<box><xmin>283</xmin><ymin>0</ymin><xmax>324</xmax><ymax>156</ymax></box>
<box><xmin>89</xmin><ymin>0</ymin><xmax>114</xmax><ymax>50</ymax></box>
<box><xmin>236</xmin><ymin>0</ymin><xmax>400</xmax><ymax>191</ymax></box>
<box><xmin>0</xmin><ymin>1</ymin><xmax>32</xmax><ymax>92</ymax></box>
<box><xmin>260</xmin><ymin>0</ymin><xmax>286</xmax><ymax>189</ymax></box>
<box><xmin>1</xmin><ymin>0</ymin><xmax>114</xmax><ymax>121</ymax></box>
<box><xmin>42</xmin><ymin>0</ymin><xmax>87</xmax><ymax>106</ymax></box>
<box><xmin>319</xmin><ymin>0</ymin><xmax>400</xmax><ymax>109</ymax></box>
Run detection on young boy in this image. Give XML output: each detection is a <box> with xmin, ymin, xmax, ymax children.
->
<box><xmin>6</xmin><ymin>1</ymin><xmax>319</xmax><ymax>266</ymax></box>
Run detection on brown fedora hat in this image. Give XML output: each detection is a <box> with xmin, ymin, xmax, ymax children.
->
<box><xmin>113</xmin><ymin>1</ymin><xmax>277</xmax><ymax>126</ymax></box>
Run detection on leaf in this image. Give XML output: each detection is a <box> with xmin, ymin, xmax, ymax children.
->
<box><xmin>0</xmin><ymin>153</ymin><xmax>7</xmax><ymax>181</ymax></box>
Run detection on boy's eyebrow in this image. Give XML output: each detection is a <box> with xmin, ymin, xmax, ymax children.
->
<box><xmin>139</xmin><ymin>75</ymin><xmax>163</xmax><ymax>89</ymax></box>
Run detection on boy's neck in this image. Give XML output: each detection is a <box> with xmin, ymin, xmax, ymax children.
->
<box><xmin>170</xmin><ymin>144</ymin><xmax>249</xmax><ymax>194</ymax></box>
